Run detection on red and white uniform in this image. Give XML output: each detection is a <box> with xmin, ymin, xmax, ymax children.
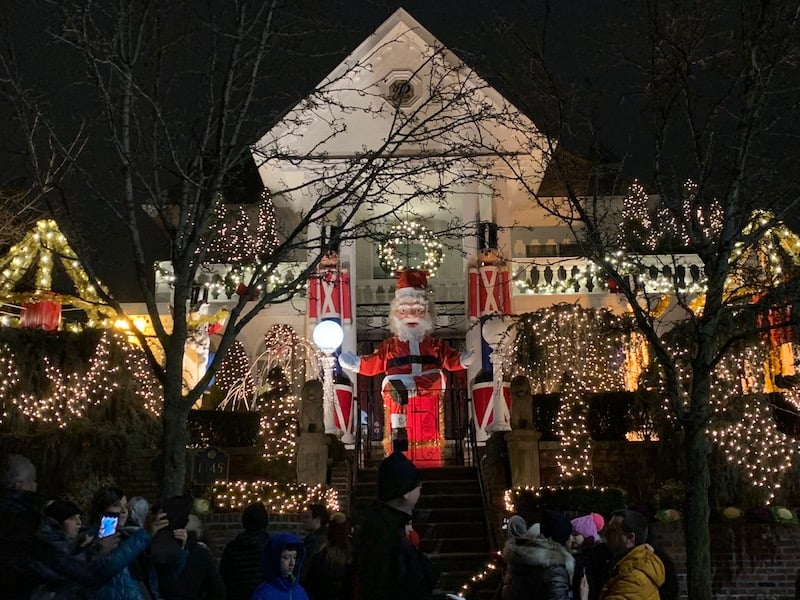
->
<box><xmin>308</xmin><ymin>268</ymin><xmax>351</xmax><ymax>323</ymax></box>
<box><xmin>355</xmin><ymin>336</ymin><xmax>466</xmax><ymax>402</ymax></box>
<box><xmin>468</xmin><ymin>264</ymin><xmax>511</xmax><ymax>321</ymax></box>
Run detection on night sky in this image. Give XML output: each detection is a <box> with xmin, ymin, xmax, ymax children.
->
<box><xmin>2</xmin><ymin>0</ymin><xmax>794</xmax><ymax>301</ymax></box>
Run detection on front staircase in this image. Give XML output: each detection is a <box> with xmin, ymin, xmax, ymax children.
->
<box><xmin>352</xmin><ymin>465</ymin><xmax>498</xmax><ymax>599</ymax></box>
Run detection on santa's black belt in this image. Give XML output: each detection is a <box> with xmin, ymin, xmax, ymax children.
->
<box><xmin>386</xmin><ymin>356</ymin><xmax>439</xmax><ymax>368</ymax></box>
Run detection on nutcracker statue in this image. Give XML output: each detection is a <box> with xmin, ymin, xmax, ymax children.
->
<box><xmin>340</xmin><ymin>269</ymin><xmax>473</xmax><ymax>462</ymax></box>
<box><xmin>468</xmin><ymin>222</ymin><xmax>513</xmax><ymax>441</ymax></box>
<box><xmin>308</xmin><ymin>250</ymin><xmax>352</xmax><ymax>324</ymax></box>
<box><xmin>309</xmin><ymin>248</ymin><xmax>354</xmax><ymax>442</ymax></box>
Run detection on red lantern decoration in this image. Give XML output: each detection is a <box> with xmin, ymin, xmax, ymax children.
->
<box><xmin>20</xmin><ymin>299</ymin><xmax>62</xmax><ymax>331</ymax></box>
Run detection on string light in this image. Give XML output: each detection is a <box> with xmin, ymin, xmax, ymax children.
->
<box><xmin>154</xmin><ymin>190</ymin><xmax>291</xmax><ymax>299</ymax></box>
<box><xmin>0</xmin><ymin>219</ymin><xmax>116</xmax><ymax>323</ymax></box>
<box><xmin>0</xmin><ymin>331</ymin><xmax>161</xmax><ymax>426</ymax></box>
<box><xmin>211</xmin><ymin>479</ymin><xmax>339</xmax><ymax>513</ymax></box>
<box><xmin>511</xmin><ymin>305</ymin><xmax>646</xmax><ymax>479</ymax></box>
<box><xmin>214</xmin><ymin>341</ymin><xmax>253</xmax><ymax>395</ymax></box>
<box><xmin>207</xmin><ymin>191</ymin><xmax>279</xmax><ymax>264</ymax></box>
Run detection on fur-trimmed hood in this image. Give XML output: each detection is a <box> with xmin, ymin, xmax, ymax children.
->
<box><xmin>502</xmin><ymin>536</ymin><xmax>575</xmax><ymax>581</ymax></box>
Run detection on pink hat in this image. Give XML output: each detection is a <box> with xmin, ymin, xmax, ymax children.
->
<box><xmin>395</xmin><ymin>269</ymin><xmax>428</xmax><ymax>297</ymax></box>
<box><xmin>592</xmin><ymin>513</ymin><xmax>605</xmax><ymax>532</ymax></box>
<box><xmin>571</xmin><ymin>514</ymin><xmax>601</xmax><ymax>541</ymax></box>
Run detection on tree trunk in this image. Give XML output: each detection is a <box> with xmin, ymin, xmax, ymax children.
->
<box><xmin>682</xmin><ymin>416</ymin><xmax>713</xmax><ymax>600</ymax></box>
<box><xmin>161</xmin><ymin>386</ymin><xmax>191</xmax><ymax>497</ymax></box>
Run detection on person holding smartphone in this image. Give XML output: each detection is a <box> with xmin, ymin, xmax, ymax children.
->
<box><xmin>88</xmin><ymin>485</ymin><xmax>169</xmax><ymax>600</ymax></box>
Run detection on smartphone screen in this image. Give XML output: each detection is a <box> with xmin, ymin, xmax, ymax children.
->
<box><xmin>98</xmin><ymin>514</ymin><xmax>119</xmax><ymax>539</ymax></box>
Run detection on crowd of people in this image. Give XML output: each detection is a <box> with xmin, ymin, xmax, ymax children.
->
<box><xmin>495</xmin><ymin>508</ymin><xmax>679</xmax><ymax>600</ymax></box>
<box><xmin>1</xmin><ymin>450</ymin><xmax>680</xmax><ymax>599</ymax></box>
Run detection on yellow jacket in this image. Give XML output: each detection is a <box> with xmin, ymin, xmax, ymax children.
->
<box><xmin>599</xmin><ymin>544</ymin><xmax>665</xmax><ymax>600</ymax></box>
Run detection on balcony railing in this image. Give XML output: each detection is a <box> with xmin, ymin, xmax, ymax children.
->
<box><xmin>510</xmin><ymin>253</ymin><xmax>705</xmax><ymax>295</ymax></box>
<box><xmin>155</xmin><ymin>253</ymin><xmax>706</xmax><ymax>307</ymax></box>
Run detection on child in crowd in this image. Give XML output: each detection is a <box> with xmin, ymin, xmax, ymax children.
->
<box><xmin>252</xmin><ymin>532</ymin><xmax>309</xmax><ymax>600</ymax></box>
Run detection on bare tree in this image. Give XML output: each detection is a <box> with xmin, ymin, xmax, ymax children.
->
<box><xmin>1</xmin><ymin>2</ymin><xmax>531</xmax><ymax>495</ymax></box>
<box><xmin>0</xmin><ymin>45</ymin><xmax>81</xmax><ymax>251</ymax></box>
<box><xmin>498</xmin><ymin>1</ymin><xmax>800</xmax><ymax>598</ymax></box>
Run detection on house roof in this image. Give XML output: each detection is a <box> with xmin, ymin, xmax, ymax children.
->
<box><xmin>254</xmin><ymin>8</ymin><xmax>545</xmax><ymax>159</ymax></box>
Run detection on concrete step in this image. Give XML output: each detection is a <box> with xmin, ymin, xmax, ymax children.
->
<box><xmin>414</xmin><ymin>505</ymin><xmax>485</xmax><ymax>523</ymax></box>
<box><xmin>357</xmin><ymin>465</ymin><xmax>479</xmax><ymax>481</ymax></box>
<box><xmin>420</xmin><ymin>536</ymin><xmax>489</xmax><ymax>553</ymax></box>
<box><xmin>354</xmin><ymin>478</ymin><xmax>481</xmax><ymax>496</ymax></box>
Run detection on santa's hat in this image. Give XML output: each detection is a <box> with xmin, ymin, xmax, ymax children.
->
<box><xmin>395</xmin><ymin>269</ymin><xmax>428</xmax><ymax>298</ymax></box>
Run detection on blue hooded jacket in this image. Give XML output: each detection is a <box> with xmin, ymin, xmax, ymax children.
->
<box><xmin>251</xmin><ymin>532</ymin><xmax>308</xmax><ymax>600</ymax></box>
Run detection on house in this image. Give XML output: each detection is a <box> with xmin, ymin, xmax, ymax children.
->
<box><xmin>144</xmin><ymin>9</ymin><xmax>788</xmax><ymax>468</ymax></box>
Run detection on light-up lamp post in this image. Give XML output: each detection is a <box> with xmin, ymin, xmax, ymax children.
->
<box><xmin>482</xmin><ymin>316</ymin><xmax>516</xmax><ymax>433</ymax></box>
<box><xmin>312</xmin><ymin>320</ymin><xmax>345</xmax><ymax>438</ymax></box>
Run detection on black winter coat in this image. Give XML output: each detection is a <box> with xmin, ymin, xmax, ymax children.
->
<box><xmin>0</xmin><ymin>488</ymin><xmax>45</xmax><ymax>599</ymax></box>
<box><xmin>352</xmin><ymin>502</ymin><xmax>436</xmax><ymax>600</ymax></box>
<box><xmin>159</xmin><ymin>533</ymin><xmax>225</xmax><ymax>600</ymax></box>
<box><xmin>219</xmin><ymin>529</ymin><xmax>268</xmax><ymax>600</ymax></box>
<box><xmin>498</xmin><ymin>536</ymin><xmax>574</xmax><ymax>600</ymax></box>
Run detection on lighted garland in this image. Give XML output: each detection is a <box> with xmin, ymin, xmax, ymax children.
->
<box><xmin>0</xmin><ymin>330</ymin><xmax>161</xmax><ymax>427</ymax></box>
<box><xmin>211</xmin><ymin>480</ymin><xmax>339</xmax><ymax>513</ymax></box>
<box><xmin>378</xmin><ymin>221</ymin><xmax>443</xmax><ymax>277</ymax></box>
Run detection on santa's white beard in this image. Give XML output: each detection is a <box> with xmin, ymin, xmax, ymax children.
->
<box><xmin>390</xmin><ymin>313</ymin><xmax>434</xmax><ymax>342</ymax></box>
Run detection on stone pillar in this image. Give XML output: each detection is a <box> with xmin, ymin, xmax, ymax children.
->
<box><xmin>504</xmin><ymin>429</ymin><xmax>542</xmax><ymax>488</ymax></box>
<box><xmin>296</xmin><ymin>432</ymin><xmax>329</xmax><ymax>485</ymax></box>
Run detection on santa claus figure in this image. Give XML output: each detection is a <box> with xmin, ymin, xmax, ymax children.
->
<box><xmin>340</xmin><ymin>269</ymin><xmax>473</xmax><ymax>456</ymax></box>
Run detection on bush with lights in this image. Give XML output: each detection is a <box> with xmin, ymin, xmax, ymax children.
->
<box><xmin>0</xmin><ymin>328</ymin><xmax>162</xmax><ymax>497</ymax></box>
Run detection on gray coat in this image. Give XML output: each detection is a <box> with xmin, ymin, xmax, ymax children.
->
<box><xmin>498</xmin><ymin>536</ymin><xmax>575</xmax><ymax>600</ymax></box>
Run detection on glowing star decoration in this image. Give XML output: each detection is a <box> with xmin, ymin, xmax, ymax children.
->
<box><xmin>378</xmin><ymin>221</ymin><xmax>444</xmax><ymax>277</ymax></box>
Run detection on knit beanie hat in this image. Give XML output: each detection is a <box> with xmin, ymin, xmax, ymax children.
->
<box><xmin>571</xmin><ymin>514</ymin><xmax>600</xmax><ymax>541</ymax></box>
<box><xmin>242</xmin><ymin>502</ymin><xmax>269</xmax><ymax>531</ymax></box>
<box><xmin>540</xmin><ymin>509</ymin><xmax>572</xmax><ymax>546</ymax></box>
<box><xmin>378</xmin><ymin>452</ymin><xmax>420</xmax><ymax>501</ymax></box>
<box><xmin>44</xmin><ymin>499</ymin><xmax>81</xmax><ymax>524</ymax></box>
<box><xmin>591</xmin><ymin>512</ymin><xmax>605</xmax><ymax>532</ymax></box>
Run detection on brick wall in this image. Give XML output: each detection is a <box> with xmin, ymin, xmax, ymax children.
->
<box><xmin>199</xmin><ymin>511</ymin><xmax>306</xmax><ymax>561</ymax></box>
<box><xmin>652</xmin><ymin>522</ymin><xmax>800</xmax><ymax>599</ymax></box>
<box><xmin>538</xmin><ymin>440</ymin><xmax>677</xmax><ymax>490</ymax></box>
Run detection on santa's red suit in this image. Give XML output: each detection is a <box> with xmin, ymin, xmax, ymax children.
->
<box><xmin>357</xmin><ymin>336</ymin><xmax>467</xmax><ymax>402</ymax></box>
<box><xmin>468</xmin><ymin>263</ymin><xmax>512</xmax><ymax>321</ymax></box>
